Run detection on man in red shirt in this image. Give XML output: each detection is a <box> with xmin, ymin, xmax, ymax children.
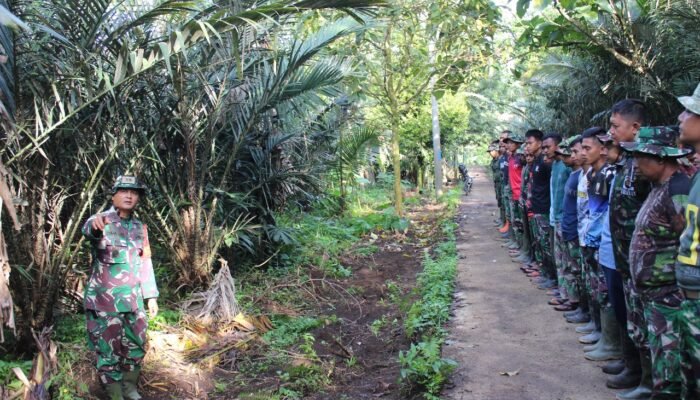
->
<box><xmin>504</xmin><ymin>133</ymin><xmax>526</xmax><ymax>255</ymax></box>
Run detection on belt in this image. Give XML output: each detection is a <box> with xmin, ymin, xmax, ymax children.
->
<box><xmin>683</xmin><ymin>289</ymin><xmax>700</xmax><ymax>300</ymax></box>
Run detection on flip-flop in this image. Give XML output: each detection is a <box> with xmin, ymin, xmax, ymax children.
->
<box><xmin>554</xmin><ymin>303</ymin><xmax>577</xmax><ymax>312</ymax></box>
<box><xmin>548</xmin><ymin>297</ymin><xmax>565</xmax><ymax>305</ymax></box>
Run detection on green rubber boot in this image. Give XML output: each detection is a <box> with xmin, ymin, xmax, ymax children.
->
<box><xmin>105</xmin><ymin>382</ymin><xmax>124</xmax><ymax>400</ymax></box>
<box><xmin>122</xmin><ymin>369</ymin><xmax>143</xmax><ymax>400</ymax></box>
<box><xmin>585</xmin><ymin>306</ymin><xmax>622</xmax><ymax>361</ymax></box>
<box><xmin>615</xmin><ymin>351</ymin><xmax>652</xmax><ymax>400</ymax></box>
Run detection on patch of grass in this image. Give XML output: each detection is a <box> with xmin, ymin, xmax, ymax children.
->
<box><xmin>353</xmin><ymin>244</ymin><xmax>379</xmax><ymax>257</ymax></box>
<box><xmin>264</xmin><ymin>315</ymin><xmax>336</xmax><ymax>349</ymax></box>
<box><xmin>55</xmin><ymin>313</ymin><xmax>85</xmax><ymax>344</ymax></box>
<box><xmin>399</xmin><ymin>218</ymin><xmax>459</xmax><ymax>397</ymax></box>
<box><xmin>0</xmin><ymin>359</ymin><xmax>32</xmax><ymax>392</ymax></box>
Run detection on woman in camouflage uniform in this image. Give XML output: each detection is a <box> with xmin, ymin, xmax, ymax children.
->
<box><xmin>622</xmin><ymin>127</ymin><xmax>692</xmax><ymax>399</ymax></box>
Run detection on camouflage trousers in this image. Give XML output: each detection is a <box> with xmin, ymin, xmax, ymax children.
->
<box><xmin>623</xmin><ymin>278</ymin><xmax>649</xmax><ymax>350</ymax></box>
<box><xmin>562</xmin><ymin>239</ymin><xmax>582</xmax><ymax>303</ymax></box>
<box><xmin>495</xmin><ymin>181</ymin><xmax>503</xmax><ymax>217</ymax></box>
<box><xmin>643</xmin><ymin>290</ymin><xmax>683</xmax><ymax>399</ymax></box>
<box><xmin>532</xmin><ymin>214</ymin><xmax>555</xmax><ymax>279</ymax></box>
<box><xmin>502</xmin><ymin>186</ymin><xmax>512</xmax><ymax>223</ymax></box>
<box><xmin>581</xmin><ymin>246</ymin><xmax>608</xmax><ymax>306</ymax></box>
<box><xmin>510</xmin><ymin>200</ymin><xmax>524</xmax><ymax>247</ymax></box>
<box><xmin>528</xmin><ymin>217</ymin><xmax>541</xmax><ymax>264</ymax></box>
<box><xmin>86</xmin><ymin>309</ymin><xmax>148</xmax><ymax>384</ymax></box>
<box><xmin>679</xmin><ymin>297</ymin><xmax>700</xmax><ymax>400</ymax></box>
<box><xmin>553</xmin><ymin>225</ymin><xmax>568</xmax><ymax>299</ymax></box>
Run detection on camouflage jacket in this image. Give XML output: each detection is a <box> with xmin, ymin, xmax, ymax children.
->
<box><xmin>491</xmin><ymin>158</ymin><xmax>501</xmax><ymax>185</ymax></box>
<box><xmin>82</xmin><ymin>207</ymin><xmax>159</xmax><ymax>312</ymax></box>
<box><xmin>630</xmin><ymin>171</ymin><xmax>689</xmax><ymax>299</ymax></box>
<box><xmin>610</xmin><ymin>154</ymin><xmax>652</xmax><ymax>277</ymax></box>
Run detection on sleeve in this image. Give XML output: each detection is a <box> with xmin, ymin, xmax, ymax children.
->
<box><xmin>82</xmin><ymin>214</ymin><xmax>103</xmax><ymax>241</ymax></box>
<box><xmin>139</xmin><ymin>224</ymin><xmax>160</xmax><ymax>299</ymax></box>
<box><xmin>669</xmin><ymin>173</ymin><xmax>691</xmax><ymax>215</ymax></box>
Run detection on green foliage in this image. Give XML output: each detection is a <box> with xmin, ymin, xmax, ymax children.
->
<box><xmin>400</xmin><ymin>218</ymin><xmax>458</xmax><ymax>396</ymax></box>
<box><xmin>264</xmin><ymin>315</ymin><xmax>335</xmax><ymax>349</ymax></box>
<box><xmin>54</xmin><ymin>313</ymin><xmax>85</xmax><ymax>344</ymax></box>
<box><xmin>148</xmin><ymin>308</ymin><xmax>182</xmax><ymax>331</ymax></box>
<box><xmin>0</xmin><ymin>359</ymin><xmax>32</xmax><ymax>391</ymax></box>
<box><xmin>515</xmin><ymin>0</ymin><xmax>700</xmax><ymax>132</ymax></box>
<box><xmin>399</xmin><ymin>337</ymin><xmax>458</xmax><ymax>395</ymax></box>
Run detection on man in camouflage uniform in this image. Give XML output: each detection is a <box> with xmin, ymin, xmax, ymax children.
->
<box><xmin>552</xmin><ymin>137</ymin><xmax>579</xmax><ymax>311</ymax></box>
<box><xmin>83</xmin><ymin>176</ymin><xmax>159</xmax><ymax>400</ymax></box>
<box><xmin>608</xmin><ymin>99</ymin><xmax>653</xmax><ymax>400</ymax></box>
<box><xmin>675</xmin><ymin>83</ymin><xmax>700</xmax><ymax>400</ymax></box>
<box><xmin>504</xmin><ymin>133</ymin><xmax>525</xmax><ymax>254</ymax></box>
<box><xmin>498</xmin><ymin>133</ymin><xmax>512</xmax><ymax>236</ymax></box>
<box><xmin>489</xmin><ymin>141</ymin><xmax>504</xmax><ymax>226</ymax></box>
<box><xmin>622</xmin><ymin>126</ymin><xmax>691</xmax><ymax>399</ymax></box>
<box><xmin>543</xmin><ymin>134</ymin><xmax>572</xmax><ymax>307</ymax></box>
<box><xmin>520</xmin><ymin>150</ymin><xmax>537</xmax><ymax>267</ymax></box>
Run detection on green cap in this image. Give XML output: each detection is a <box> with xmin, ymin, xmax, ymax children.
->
<box><xmin>487</xmin><ymin>144</ymin><xmax>498</xmax><ymax>152</ymax></box>
<box><xmin>678</xmin><ymin>83</ymin><xmax>700</xmax><ymax>115</ymax></box>
<box><xmin>503</xmin><ymin>132</ymin><xmax>525</xmax><ymax>144</ymax></box>
<box><xmin>112</xmin><ymin>175</ymin><xmax>147</xmax><ymax>195</ymax></box>
<box><xmin>516</xmin><ymin>146</ymin><xmax>525</xmax><ymax>155</ymax></box>
<box><xmin>620</xmin><ymin>126</ymin><xmax>690</xmax><ymax>158</ymax></box>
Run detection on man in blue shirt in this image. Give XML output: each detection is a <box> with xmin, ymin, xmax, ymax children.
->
<box><xmin>580</xmin><ymin>127</ymin><xmax>622</xmax><ymax>362</ymax></box>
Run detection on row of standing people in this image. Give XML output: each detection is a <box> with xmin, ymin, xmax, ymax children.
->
<box><xmin>487</xmin><ymin>84</ymin><xmax>700</xmax><ymax>400</ymax></box>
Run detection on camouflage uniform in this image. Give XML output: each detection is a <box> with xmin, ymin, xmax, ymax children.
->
<box><xmin>610</xmin><ymin>153</ymin><xmax>652</xmax><ymax>348</ymax></box>
<box><xmin>508</xmin><ymin>153</ymin><xmax>525</xmax><ymax>247</ymax></box>
<box><xmin>520</xmin><ymin>163</ymin><xmax>535</xmax><ymax>260</ymax></box>
<box><xmin>563</xmin><ymin>238</ymin><xmax>582</xmax><ymax>302</ymax></box>
<box><xmin>623</xmin><ymin>128</ymin><xmax>691</xmax><ymax>398</ymax></box>
<box><xmin>83</xmin><ymin>207</ymin><xmax>159</xmax><ymax>385</ymax></box>
<box><xmin>492</xmin><ymin>156</ymin><xmax>504</xmax><ymax>221</ymax></box>
<box><xmin>676</xmin><ymin>165</ymin><xmax>700</xmax><ymax>399</ymax></box>
<box><xmin>530</xmin><ymin>154</ymin><xmax>554</xmax><ymax>278</ymax></box>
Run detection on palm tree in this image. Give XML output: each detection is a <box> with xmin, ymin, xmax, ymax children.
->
<box><xmin>0</xmin><ymin>0</ymin><xmax>383</xmax><ymax>350</ymax></box>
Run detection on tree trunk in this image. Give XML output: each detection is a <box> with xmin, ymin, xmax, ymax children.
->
<box><xmin>428</xmin><ymin>33</ymin><xmax>443</xmax><ymax>199</ymax></box>
<box><xmin>390</xmin><ymin>118</ymin><xmax>403</xmax><ymax>216</ymax></box>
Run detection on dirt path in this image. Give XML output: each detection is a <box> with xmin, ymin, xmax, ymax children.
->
<box><xmin>442</xmin><ymin>166</ymin><xmax>615</xmax><ymax>400</ymax></box>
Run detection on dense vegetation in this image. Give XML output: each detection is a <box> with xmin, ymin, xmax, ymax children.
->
<box><xmin>1</xmin><ymin>0</ymin><xmax>698</xmax><ymax>398</ymax></box>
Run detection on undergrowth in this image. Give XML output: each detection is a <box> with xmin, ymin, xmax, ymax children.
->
<box><xmin>399</xmin><ymin>188</ymin><xmax>460</xmax><ymax>398</ymax></box>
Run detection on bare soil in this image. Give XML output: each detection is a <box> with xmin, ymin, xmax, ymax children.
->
<box><xmin>442</xmin><ymin>166</ymin><xmax>617</xmax><ymax>400</ymax></box>
<box><xmin>108</xmin><ymin>194</ymin><xmax>449</xmax><ymax>400</ymax></box>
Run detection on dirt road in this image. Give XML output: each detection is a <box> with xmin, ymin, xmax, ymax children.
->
<box><xmin>442</xmin><ymin>166</ymin><xmax>615</xmax><ymax>400</ymax></box>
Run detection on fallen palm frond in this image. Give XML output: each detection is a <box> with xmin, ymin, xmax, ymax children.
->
<box><xmin>181</xmin><ymin>259</ymin><xmax>241</xmax><ymax>327</ymax></box>
<box><xmin>8</xmin><ymin>327</ymin><xmax>57</xmax><ymax>400</ymax></box>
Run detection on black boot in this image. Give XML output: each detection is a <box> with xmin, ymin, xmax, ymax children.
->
<box><xmin>615</xmin><ymin>350</ymin><xmax>652</xmax><ymax>400</ymax></box>
<box><xmin>603</xmin><ymin>359</ymin><xmax>625</xmax><ymax>375</ymax></box>
<box><xmin>607</xmin><ymin>327</ymin><xmax>642</xmax><ymax>389</ymax></box>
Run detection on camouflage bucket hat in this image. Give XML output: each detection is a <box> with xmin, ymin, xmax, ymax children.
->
<box><xmin>112</xmin><ymin>175</ymin><xmax>148</xmax><ymax>195</ymax></box>
<box><xmin>678</xmin><ymin>83</ymin><xmax>700</xmax><ymax>115</ymax></box>
<box><xmin>620</xmin><ymin>126</ymin><xmax>691</xmax><ymax>158</ymax></box>
<box><xmin>555</xmin><ymin>146</ymin><xmax>571</xmax><ymax>156</ymax></box>
<box><xmin>555</xmin><ymin>135</ymin><xmax>580</xmax><ymax>156</ymax></box>
<box><xmin>504</xmin><ymin>133</ymin><xmax>525</xmax><ymax>144</ymax></box>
